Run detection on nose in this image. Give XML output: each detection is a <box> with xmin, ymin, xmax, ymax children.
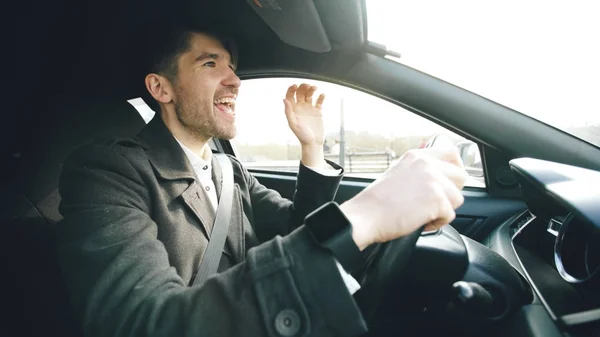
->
<box><xmin>222</xmin><ymin>67</ymin><xmax>241</xmax><ymax>89</ymax></box>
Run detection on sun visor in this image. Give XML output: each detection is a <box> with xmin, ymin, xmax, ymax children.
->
<box><xmin>245</xmin><ymin>0</ymin><xmax>332</xmax><ymax>53</ymax></box>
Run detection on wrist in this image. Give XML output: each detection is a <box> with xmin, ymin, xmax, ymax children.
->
<box><xmin>301</xmin><ymin>144</ymin><xmax>325</xmax><ymax>168</ymax></box>
<box><xmin>340</xmin><ymin>200</ymin><xmax>372</xmax><ymax>251</ymax></box>
<box><xmin>304</xmin><ymin>202</ymin><xmax>365</xmax><ymax>273</ymax></box>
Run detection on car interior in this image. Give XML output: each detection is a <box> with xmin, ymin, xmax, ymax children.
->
<box><xmin>6</xmin><ymin>0</ymin><xmax>600</xmax><ymax>336</ymax></box>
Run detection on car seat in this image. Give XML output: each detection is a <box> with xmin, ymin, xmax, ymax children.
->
<box><xmin>1</xmin><ymin>97</ymin><xmax>148</xmax><ymax>337</ymax></box>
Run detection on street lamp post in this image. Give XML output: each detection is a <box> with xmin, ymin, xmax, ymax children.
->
<box><xmin>339</xmin><ymin>96</ymin><xmax>346</xmax><ymax>168</ymax></box>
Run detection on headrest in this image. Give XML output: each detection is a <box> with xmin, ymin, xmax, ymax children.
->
<box><xmin>21</xmin><ymin>97</ymin><xmax>148</xmax><ymax>221</ymax></box>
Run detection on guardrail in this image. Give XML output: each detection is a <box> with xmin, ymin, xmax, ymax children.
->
<box><xmin>324</xmin><ymin>152</ymin><xmax>394</xmax><ymax>173</ymax></box>
<box><xmin>242</xmin><ymin>153</ymin><xmax>486</xmax><ymax>187</ymax></box>
<box><xmin>242</xmin><ymin>152</ymin><xmax>394</xmax><ymax>173</ymax></box>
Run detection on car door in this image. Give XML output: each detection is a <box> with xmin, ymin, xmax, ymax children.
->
<box><xmin>223</xmin><ymin>77</ymin><xmax>526</xmax><ymax>242</ymax></box>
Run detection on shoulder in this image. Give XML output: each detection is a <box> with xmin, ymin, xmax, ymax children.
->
<box><xmin>62</xmin><ymin>137</ymin><xmax>152</xmax><ymax>182</ymax></box>
<box><xmin>67</xmin><ymin>137</ymin><xmax>147</xmax><ymax>163</ymax></box>
<box><xmin>225</xmin><ymin>153</ymin><xmax>244</xmax><ymax>170</ymax></box>
<box><xmin>210</xmin><ymin>151</ymin><xmax>244</xmax><ymax>171</ymax></box>
<box><xmin>212</xmin><ymin>152</ymin><xmax>255</xmax><ymax>186</ymax></box>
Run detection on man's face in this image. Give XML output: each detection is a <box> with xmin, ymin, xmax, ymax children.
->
<box><xmin>170</xmin><ymin>33</ymin><xmax>241</xmax><ymax>141</ymax></box>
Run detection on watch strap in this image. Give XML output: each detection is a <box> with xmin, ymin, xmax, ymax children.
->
<box><xmin>304</xmin><ymin>202</ymin><xmax>364</xmax><ymax>273</ymax></box>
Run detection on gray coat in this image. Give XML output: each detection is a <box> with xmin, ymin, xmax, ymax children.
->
<box><xmin>56</xmin><ymin>116</ymin><xmax>367</xmax><ymax>337</ymax></box>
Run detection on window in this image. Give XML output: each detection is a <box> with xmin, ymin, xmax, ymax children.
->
<box><xmin>366</xmin><ymin>0</ymin><xmax>600</xmax><ymax>148</ymax></box>
<box><xmin>230</xmin><ymin>78</ymin><xmax>485</xmax><ymax>188</ymax></box>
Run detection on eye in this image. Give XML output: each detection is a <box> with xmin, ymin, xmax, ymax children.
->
<box><xmin>229</xmin><ymin>64</ymin><xmax>235</xmax><ymax>71</ymax></box>
<box><xmin>203</xmin><ymin>61</ymin><xmax>216</xmax><ymax>67</ymax></box>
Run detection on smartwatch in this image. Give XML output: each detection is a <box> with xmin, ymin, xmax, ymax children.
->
<box><xmin>304</xmin><ymin>201</ymin><xmax>364</xmax><ymax>273</ymax></box>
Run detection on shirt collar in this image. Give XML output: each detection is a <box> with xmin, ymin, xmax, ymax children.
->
<box><xmin>173</xmin><ymin>138</ymin><xmax>213</xmax><ymax>177</ymax></box>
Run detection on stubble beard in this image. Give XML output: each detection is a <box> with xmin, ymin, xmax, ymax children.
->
<box><xmin>173</xmin><ymin>86</ymin><xmax>237</xmax><ymax>142</ymax></box>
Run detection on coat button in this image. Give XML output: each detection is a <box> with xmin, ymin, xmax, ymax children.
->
<box><xmin>203</xmin><ymin>165</ymin><xmax>209</xmax><ymax>170</ymax></box>
<box><xmin>205</xmin><ymin>186</ymin><xmax>210</xmax><ymax>191</ymax></box>
<box><xmin>274</xmin><ymin>309</ymin><xmax>300</xmax><ymax>336</ymax></box>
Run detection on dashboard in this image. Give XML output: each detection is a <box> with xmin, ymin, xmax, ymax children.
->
<box><xmin>511</xmin><ymin>211</ymin><xmax>600</xmax><ymax>288</ymax></box>
<box><xmin>552</xmin><ymin>213</ymin><xmax>600</xmax><ymax>285</ymax></box>
<box><xmin>486</xmin><ymin>158</ymin><xmax>600</xmax><ymax>336</ymax></box>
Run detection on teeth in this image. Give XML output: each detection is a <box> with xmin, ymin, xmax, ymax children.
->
<box><xmin>214</xmin><ymin>97</ymin><xmax>236</xmax><ymax>104</ymax></box>
<box><xmin>214</xmin><ymin>97</ymin><xmax>235</xmax><ymax>115</ymax></box>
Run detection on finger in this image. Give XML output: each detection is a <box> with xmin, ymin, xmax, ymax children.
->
<box><xmin>405</xmin><ymin>152</ymin><xmax>468</xmax><ymax>190</ymax></box>
<box><xmin>433</xmin><ymin>158</ymin><xmax>469</xmax><ymax>190</ymax></box>
<box><xmin>283</xmin><ymin>99</ymin><xmax>296</xmax><ymax>128</ymax></box>
<box><xmin>296</xmin><ymin>83</ymin><xmax>310</xmax><ymax>103</ymax></box>
<box><xmin>424</xmin><ymin>221</ymin><xmax>448</xmax><ymax>232</ymax></box>
<box><xmin>286</xmin><ymin>85</ymin><xmax>298</xmax><ymax>104</ymax></box>
<box><xmin>424</xmin><ymin>223</ymin><xmax>438</xmax><ymax>232</ymax></box>
<box><xmin>305</xmin><ymin>86</ymin><xmax>317</xmax><ymax>106</ymax></box>
<box><xmin>430</xmin><ymin>197</ymin><xmax>456</xmax><ymax>229</ymax></box>
<box><xmin>421</xmin><ymin>146</ymin><xmax>464</xmax><ymax>169</ymax></box>
<box><xmin>432</xmin><ymin>167</ymin><xmax>465</xmax><ymax>209</ymax></box>
<box><xmin>315</xmin><ymin>93</ymin><xmax>326</xmax><ymax>109</ymax></box>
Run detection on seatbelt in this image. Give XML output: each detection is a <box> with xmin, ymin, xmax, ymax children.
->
<box><xmin>192</xmin><ymin>153</ymin><xmax>234</xmax><ymax>286</ymax></box>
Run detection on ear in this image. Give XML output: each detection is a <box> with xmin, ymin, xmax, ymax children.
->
<box><xmin>145</xmin><ymin>73</ymin><xmax>174</xmax><ymax>105</ymax></box>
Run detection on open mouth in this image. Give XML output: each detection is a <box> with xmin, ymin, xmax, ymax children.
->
<box><xmin>214</xmin><ymin>97</ymin><xmax>236</xmax><ymax>115</ymax></box>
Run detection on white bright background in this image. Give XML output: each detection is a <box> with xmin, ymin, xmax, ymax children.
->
<box><xmin>233</xmin><ymin>78</ymin><xmax>446</xmax><ymax>145</ymax></box>
<box><xmin>367</xmin><ymin>0</ymin><xmax>600</xmax><ymax>131</ymax></box>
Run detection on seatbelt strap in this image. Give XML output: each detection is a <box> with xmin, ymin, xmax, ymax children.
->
<box><xmin>192</xmin><ymin>153</ymin><xmax>234</xmax><ymax>286</ymax></box>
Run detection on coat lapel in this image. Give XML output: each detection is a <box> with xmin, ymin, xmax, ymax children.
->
<box><xmin>137</xmin><ymin>116</ymin><xmax>215</xmax><ymax>238</ymax></box>
<box><xmin>181</xmin><ymin>181</ymin><xmax>215</xmax><ymax>237</ymax></box>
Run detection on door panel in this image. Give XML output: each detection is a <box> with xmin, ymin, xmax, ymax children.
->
<box><xmin>252</xmin><ymin>171</ymin><xmax>526</xmax><ymax>242</ymax></box>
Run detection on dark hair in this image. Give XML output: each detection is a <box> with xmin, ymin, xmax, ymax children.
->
<box><xmin>132</xmin><ymin>17</ymin><xmax>238</xmax><ymax>112</ymax></box>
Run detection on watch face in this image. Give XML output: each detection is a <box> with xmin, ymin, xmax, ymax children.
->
<box><xmin>307</xmin><ymin>202</ymin><xmax>348</xmax><ymax>243</ymax></box>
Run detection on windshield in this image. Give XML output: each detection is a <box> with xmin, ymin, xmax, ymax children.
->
<box><xmin>366</xmin><ymin>0</ymin><xmax>600</xmax><ymax>148</ymax></box>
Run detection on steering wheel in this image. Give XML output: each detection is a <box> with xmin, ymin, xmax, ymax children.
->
<box><xmin>352</xmin><ymin>224</ymin><xmax>532</xmax><ymax>335</ymax></box>
<box><xmin>353</xmin><ymin>226</ymin><xmax>428</xmax><ymax>322</ymax></box>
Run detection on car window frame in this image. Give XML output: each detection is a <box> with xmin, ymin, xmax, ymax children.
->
<box><xmin>220</xmin><ymin>75</ymin><xmax>489</xmax><ymax>191</ymax></box>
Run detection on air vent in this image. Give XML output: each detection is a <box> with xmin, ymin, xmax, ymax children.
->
<box><xmin>511</xmin><ymin>210</ymin><xmax>535</xmax><ymax>238</ymax></box>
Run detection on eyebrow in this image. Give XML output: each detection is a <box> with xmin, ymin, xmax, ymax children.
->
<box><xmin>194</xmin><ymin>52</ymin><xmax>236</xmax><ymax>70</ymax></box>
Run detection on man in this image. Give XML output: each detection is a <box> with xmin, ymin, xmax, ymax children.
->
<box><xmin>56</xmin><ymin>23</ymin><xmax>467</xmax><ymax>337</ymax></box>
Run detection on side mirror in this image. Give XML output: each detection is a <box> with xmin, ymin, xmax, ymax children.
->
<box><xmin>424</xmin><ymin>134</ymin><xmax>454</xmax><ymax>149</ymax></box>
<box><xmin>456</xmin><ymin>141</ymin><xmax>483</xmax><ymax>177</ymax></box>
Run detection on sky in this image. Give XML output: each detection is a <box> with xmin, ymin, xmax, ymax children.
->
<box><xmin>366</xmin><ymin>0</ymin><xmax>600</xmax><ymax>129</ymax></box>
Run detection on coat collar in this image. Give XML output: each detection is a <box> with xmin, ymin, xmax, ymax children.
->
<box><xmin>136</xmin><ymin>115</ymin><xmax>197</xmax><ymax>181</ymax></box>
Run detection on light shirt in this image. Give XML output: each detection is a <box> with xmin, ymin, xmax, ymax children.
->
<box><xmin>174</xmin><ymin>138</ymin><xmax>360</xmax><ymax>295</ymax></box>
<box><xmin>175</xmin><ymin>139</ymin><xmax>218</xmax><ymax>211</ymax></box>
